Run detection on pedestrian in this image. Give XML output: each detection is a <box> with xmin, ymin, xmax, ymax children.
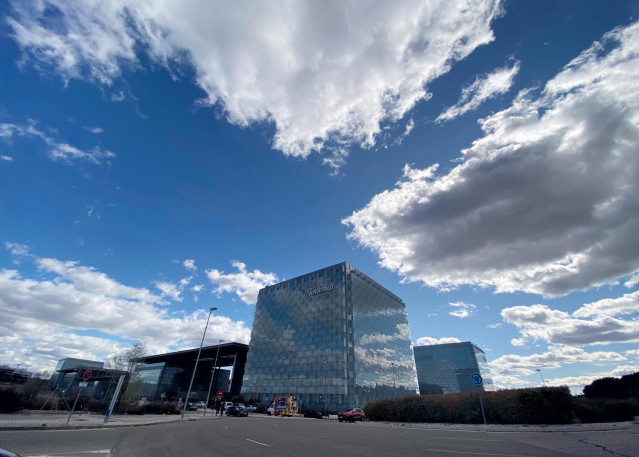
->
<box><xmin>220</xmin><ymin>401</ymin><xmax>225</xmax><ymax>418</ymax></box>
<box><xmin>215</xmin><ymin>400</ymin><xmax>220</xmax><ymax>416</ymax></box>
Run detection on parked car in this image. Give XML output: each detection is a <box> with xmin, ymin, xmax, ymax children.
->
<box><xmin>186</xmin><ymin>402</ymin><xmax>198</xmax><ymax>411</ymax></box>
<box><xmin>226</xmin><ymin>405</ymin><xmax>249</xmax><ymax>417</ymax></box>
<box><xmin>224</xmin><ymin>401</ymin><xmax>234</xmax><ymax>410</ymax></box>
<box><xmin>267</xmin><ymin>403</ymin><xmax>274</xmax><ymax>415</ymax></box>
<box><xmin>195</xmin><ymin>401</ymin><xmax>207</xmax><ymax>409</ymax></box>
<box><xmin>303</xmin><ymin>409</ymin><xmax>322</xmax><ymax>419</ymax></box>
<box><xmin>338</xmin><ymin>408</ymin><xmax>365</xmax><ymax>422</ymax></box>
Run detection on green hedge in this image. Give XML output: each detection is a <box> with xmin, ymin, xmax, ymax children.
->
<box><xmin>572</xmin><ymin>397</ymin><xmax>639</xmax><ymax>423</ymax></box>
<box><xmin>364</xmin><ymin>387</ymin><xmax>574</xmax><ymax>424</ymax></box>
<box><xmin>0</xmin><ymin>388</ymin><xmax>22</xmax><ymax>413</ymax></box>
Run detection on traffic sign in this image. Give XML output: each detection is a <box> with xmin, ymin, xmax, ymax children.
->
<box><xmin>470</xmin><ymin>373</ymin><xmax>483</xmax><ymax>385</ymax></box>
<box><xmin>82</xmin><ymin>368</ymin><xmax>92</xmax><ymax>381</ymax></box>
<box><xmin>217</xmin><ymin>390</ymin><xmax>223</xmax><ymax>397</ymax></box>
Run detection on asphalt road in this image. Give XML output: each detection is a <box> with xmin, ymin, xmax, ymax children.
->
<box><xmin>1</xmin><ymin>416</ymin><xmax>636</xmax><ymax>457</ymax></box>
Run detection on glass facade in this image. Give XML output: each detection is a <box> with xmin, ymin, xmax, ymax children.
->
<box><xmin>413</xmin><ymin>342</ymin><xmax>495</xmax><ymax>395</ymax></box>
<box><xmin>242</xmin><ymin>262</ymin><xmax>417</xmax><ymax>411</ymax></box>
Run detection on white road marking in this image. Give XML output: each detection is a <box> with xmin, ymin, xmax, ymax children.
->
<box><xmin>246</xmin><ymin>439</ymin><xmax>271</xmax><ymax>447</ymax></box>
<box><xmin>417</xmin><ymin>449</ymin><xmax>537</xmax><ymax>457</ymax></box>
<box><xmin>26</xmin><ymin>451</ymin><xmax>111</xmax><ymax>456</ymax></box>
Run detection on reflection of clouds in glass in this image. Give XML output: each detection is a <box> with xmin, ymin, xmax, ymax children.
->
<box><xmin>243</xmin><ymin>262</ymin><xmax>417</xmax><ymax>408</ymax></box>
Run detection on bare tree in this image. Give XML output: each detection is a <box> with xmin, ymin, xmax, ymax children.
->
<box><xmin>106</xmin><ymin>342</ymin><xmax>148</xmax><ymax>373</ymax></box>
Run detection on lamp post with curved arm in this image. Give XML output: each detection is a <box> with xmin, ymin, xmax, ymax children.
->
<box><xmin>536</xmin><ymin>368</ymin><xmax>546</xmax><ymax>387</ymax></box>
<box><xmin>181</xmin><ymin>306</ymin><xmax>217</xmax><ymax>419</ymax></box>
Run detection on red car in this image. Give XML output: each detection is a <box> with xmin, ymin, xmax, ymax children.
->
<box><xmin>338</xmin><ymin>408</ymin><xmax>365</xmax><ymax>422</ymax></box>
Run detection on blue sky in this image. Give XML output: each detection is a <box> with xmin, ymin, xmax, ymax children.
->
<box><xmin>1</xmin><ymin>0</ymin><xmax>638</xmax><ymax>393</ymax></box>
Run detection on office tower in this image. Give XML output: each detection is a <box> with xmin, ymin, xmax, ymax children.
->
<box><xmin>242</xmin><ymin>262</ymin><xmax>417</xmax><ymax>410</ymax></box>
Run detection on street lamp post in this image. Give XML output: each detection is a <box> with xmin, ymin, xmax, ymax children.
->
<box><xmin>391</xmin><ymin>362</ymin><xmax>396</xmax><ymax>388</ymax></box>
<box><xmin>204</xmin><ymin>339</ymin><xmax>224</xmax><ymax>417</ymax></box>
<box><xmin>536</xmin><ymin>369</ymin><xmax>546</xmax><ymax>387</ymax></box>
<box><xmin>181</xmin><ymin>306</ymin><xmax>217</xmax><ymax>419</ymax></box>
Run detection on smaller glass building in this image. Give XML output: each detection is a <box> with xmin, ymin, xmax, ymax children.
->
<box><xmin>413</xmin><ymin>342</ymin><xmax>494</xmax><ymax>394</ymax></box>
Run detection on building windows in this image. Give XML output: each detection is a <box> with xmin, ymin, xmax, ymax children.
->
<box><xmin>242</xmin><ymin>262</ymin><xmax>417</xmax><ymax>410</ymax></box>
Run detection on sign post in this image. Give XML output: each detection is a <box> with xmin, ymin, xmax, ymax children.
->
<box><xmin>104</xmin><ymin>374</ymin><xmax>126</xmax><ymax>424</ymax></box>
<box><xmin>470</xmin><ymin>373</ymin><xmax>487</xmax><ymax>425</ymax></box>
<box><xmin>66</xmin><ymin>369</ymin><xmax>92</xmax><ymax>426</ymax></box>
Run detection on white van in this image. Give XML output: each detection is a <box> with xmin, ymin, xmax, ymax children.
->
<box><xmin>224</xmin><ymin>402</ymin><xmax>233</xmax><ymax>410</ymax></box>
<box><xmin>267</xmin><ymin>403</ymin><xmax>274</xmax><ymax>415</ymax></box>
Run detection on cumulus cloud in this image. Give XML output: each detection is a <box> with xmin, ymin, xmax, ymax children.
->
<box><xmin>624</xmin><ymin>273</ymin><xmax>639</xmax><ymax>288</ymax></box>
<box><xmin>573</xmin><ymin>291</ymin><xmax>639</xmax><ymax>318</ymax></box>
<box><xmin>1</xmin><ymin>155</ymin><xmax>13</xmax><ymax>162</ymax></box>
<box><xmin>183</xmin><ymin>259</ymin><xmax>197</xmax><ymax>271</ymax></box>
<box><xmin>155</xmin><ymin>281</ymin><xmax>183</xmax><ymax>302</ymax></box>
<box><xmin>489</xmin><ymin>346</ymin><xmax>625</xmax><ymax>383</ymax></box>
<box><xmin>501</xmin><ymin>301</ymin><xmax>639</xmax><ymax>347</ymax></box>
<box><xmin>437</xmin><ymin>60</ymin><xmax>520</xmax><ymax>122</ymax></box>
<box><xmin>207</xmin><ymin>260</ymin><xmax>279</xmax><ymax>305</ymax></box>
<box><xmin>0</xmin><ymin>120</ymin><xmax>114</xmax><ymax>164</ymax></box>
<box><xmin>448</xmin><ymin>301</ymin><xmax>477</xmax><ymax>318</ymax></box>
<box><xmin>415</xmin><ymin>336</ymin><xmax>462</xmax><ymax>346</ymax></box>
<box><xmin>7</xmin><ymin>0</ymin><xmax>502</xmax><ymax>168</ymax></box>
<box><xmin>0</xmin><ymin>247</ymin><xmax>251</xmax><ymax>372</ymax></box>
<box><xmin>343</xmin><ymin>20</ymin><xmax>639</xmax><ymax>296</ymax></box>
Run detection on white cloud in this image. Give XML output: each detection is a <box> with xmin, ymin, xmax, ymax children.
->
<box><xmin>437</xmin><ymin>60</ymin><xmax>520</xmax><ymax>122</ymax></box>
<box><xmin>183</xmin><ymin>259</ymin><xmax>197</xmax><ymax>271</ymax></box>
<box><xmin>7</xmin><ymin>0</ymin><xmax>502</xmax><ymax>169</ymax></box>
<box><xmin>4</xmin><ymin>242</ymin><xmax>32</xmax><ymax>257</ymax></box>
<box><xmin>573</xmin><ymin>290</ymin><xmax>639</xmax><ymax>318</ymax></box>
<box><xmin>1</xmin><ymin>155</ymin><xmax>13</xmax><ymax>162</ymax></box>
<box><xmin>489</xmin><ymin>346</ymin><xmax>626</xmax><ymax>389</ymax></box>
<box><xmin>206</xmin><ymin>260</ymin><xmax>279</xmax><ymax>305</ymax></box>
<box><xmin>84</xmin><ymin>126</ymin><xmax>104</xmax><ymax>134</ymax></box>
<box><xmin>0</xmin><ymin>120</ymin><xmax>115</xmax><ymax>164</ymax></box>
<box><xmin>155</xmin><ymin>281</ymin><xmax>183</xmax><ymax>302</ymax></box>
<box><xmin>541</xmin><ymin>365</ymin><xmax>638</xmax><ymax>393</ymax></box>
<box><xmin>415</xmin><ymin>336</ymin><xmax>461</xmax><ymax>346</ymax></box>
<box><xmin>0</xmin><ymin>249</ymin><xmax>251</xmax><ymax>372</ymax></box>
<box><xmin>501</xmin><ymin>302</ymin><xmax>639</xmax><ymax>347</ymax></box>
<box><xmin>343</xmin><ymin>20</ymin><xmax>639</xmax><ymax>296</ymax></box>
<box><xmin>624</xmin><ymin>272</ymin><xmax>639</xmax><ymax>288</ymax></box>
<box><xmin>448</xmin><ymin>301</ymin><xmax>477</xmax><ymax>318</ymax></box>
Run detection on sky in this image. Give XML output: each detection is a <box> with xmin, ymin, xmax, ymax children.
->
<box><xmin>1</xmin><ymin>0</ymin><xmax>638</xmax><ymax>394</ymax></box>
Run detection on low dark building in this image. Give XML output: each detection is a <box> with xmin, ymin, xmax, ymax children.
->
<box><xmin>132</xmin><ymin>342</ymin><xmax>248</xmax><ymax>402</ymax></box>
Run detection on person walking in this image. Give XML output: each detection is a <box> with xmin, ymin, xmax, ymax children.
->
<box><xmin>220</xmin><ymin>401</ymin><xmax>225</xmax><ymax>418</ymax></box>
<box><xmin>215</xmin><ymin>400</ymin><xmax>220</xmax><ymax>416</ymax></box>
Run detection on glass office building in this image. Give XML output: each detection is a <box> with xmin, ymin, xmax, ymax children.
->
<box><xmin>413</xmin><ymin>342</ymin><xmax>494</xmax><ymax>394</ymax></box>
<box><xmin>242</xmin><ymin>262</ymin><xmax>417</xmax><ymax>411</ymax></box>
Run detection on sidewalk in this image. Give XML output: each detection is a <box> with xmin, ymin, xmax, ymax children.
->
<box><xmin>0</xmin><ymin>410</ymin><xmax>220</xmax><ymax>431</ymax></box>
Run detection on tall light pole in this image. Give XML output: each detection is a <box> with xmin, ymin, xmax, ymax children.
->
<box><xmin>182</xmin><ymin>306</ymin><xmax>217</xmax><ymax>419</ymax></box>
<box><xmin>536</xmin><ymin>369</ymin><xmax>546</xmax><ymax>387</ymax></box>
<box><xmin>391</xmin><ymin>362</ymin><xmax>396</xmax><ymax>388</ymax></box>
<box><xmin>204</xmin><ymin>339</ymin><xmax>224</xmax><ymax>417</ymax></box>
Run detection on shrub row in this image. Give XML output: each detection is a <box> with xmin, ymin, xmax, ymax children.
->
<box><xmin>365</xmin><ymin>387</ymin><xmax>574</xmax><ymax>424</ymax></box>
<box><xmin>572</xmin><ymin>396</ymin><xmax>639</xmax><ymax>423</ymax></box>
